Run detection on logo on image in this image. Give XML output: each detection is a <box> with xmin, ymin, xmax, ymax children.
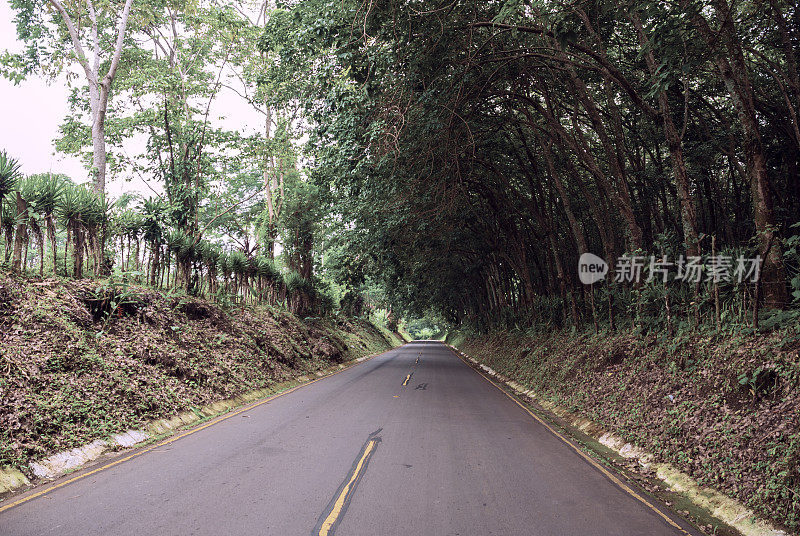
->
<box><xmin>578</xmin><ymin>253</ymin><xmax>608</xmax><ymax>285</ymax></box>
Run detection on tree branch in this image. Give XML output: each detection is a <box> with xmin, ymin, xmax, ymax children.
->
<box><xmin>103</xmin><ymin>0</ymin><xmax>135</xmax><ymax>90</ymax></box>
<box><xmin>47</xmin><ymin>0</ymin><xmax>95</xmax><ymax>85</ymax></box>
<box><xmin>192</xmin><ymin>187</ymin><xmax>266</xmax><ymax>246</ymax></box>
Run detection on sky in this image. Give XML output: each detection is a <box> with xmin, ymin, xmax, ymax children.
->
<box><xmin>0</xmin><ymin>2</ymin><xmax>88</xmax><ymax>184</ymax></box>
<box><xmin>0</xmin><ymin>0</ymin><xmax>266</xmax><ymax>199</ymax></box>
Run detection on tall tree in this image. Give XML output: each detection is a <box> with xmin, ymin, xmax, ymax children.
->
<box><xmin>6</xmin><ymin>0</ymin><xmax>135</xmax><ymax>193</ymax></box>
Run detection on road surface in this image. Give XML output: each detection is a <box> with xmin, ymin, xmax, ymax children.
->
<box><xmin>0</xmin><ymin>341</ymin><xmax>699</xmax><ymax>535</ymax></box>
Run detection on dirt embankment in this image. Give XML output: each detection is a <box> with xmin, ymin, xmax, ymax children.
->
<box><xmin>0</xmin><ymin>272</ymin><xmax>400</xmax><ymax>473</ymax></box>
<box><xmin>449</xmin><ymin>329</ymin><xmax>800</xmax><ymax>533</ymax></box>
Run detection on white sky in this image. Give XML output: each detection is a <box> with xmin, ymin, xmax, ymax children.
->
<box><xmin>0</xmin><ymin>0</ymin><xmax>266</xmax><ymax>199</ymax></box>
<box><xmin>0</xmin><ymin>2</ymin><xmax>87</xmax><ymax>182</ymax></box>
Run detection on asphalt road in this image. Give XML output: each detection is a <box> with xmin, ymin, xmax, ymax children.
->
<box><xmin>0</xmin><ymin>341</ymin><xmax>700</xmax><ymax>536</ymax></box>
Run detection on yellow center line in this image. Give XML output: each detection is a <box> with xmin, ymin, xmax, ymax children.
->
<box><xmin>318</xmin><ymin>439</ymin><xmax>378</xmax><ymax>536</ymax></box>
<box><xmin>402</xmin><ymin>374</ymin><xmax>411</xmax><ymax>386</ymax></box>
<box><xmin>0</xmin><ymin>346</ymin><xmax>404</xmax><ymax>515</ymax></box>
<box><xmin>446</xmin><ymin>346</ymin><xmax>693</xmax><ymax>536</ymax></box>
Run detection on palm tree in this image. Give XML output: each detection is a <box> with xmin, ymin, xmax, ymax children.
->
<box><xmin>1</xmin><ymin>201</ymin><xmax>14</xmax><ymax>264</ymax></box>
<box><xmin>206</xmin><ymin>244</ymin><xmax>222</xmax><ymax>295</ymax></box>
<box><xmin>0</xmin><ymin>151</ymin><xmax>25</xmax><ymax>272</ymax></box>
<box><xmin>58</xmin><ymin>184</ymin><xmax>98</xmax><ymax>278</ymax></box>
<box><xmin>58</xmin><ymin>185</ymin><xmax>81</xmax><ymax>276</ymax></box>
<box><xmin>115</xmin><ymin>209</ymin><xmax>144</xmax><ymax>273</ymax></box>
<box><xmin>195</xmin><ymin>240</ymin><xmax>221</xmax><ymax>296</ymax></box>
<box><xmin>34</xmin><ymin>174</ymin><xmax>66</xmax><ymax>275</ymax></box>
<box><xmin>10</xmin><ymin>192</ymin><xmax>28</xmax><ymax>273</ymax></box>
<box><xmin>284</xmin><ymin>271</ymin><xmax>309</xmax><ymax>315</ymax></box>
<box><xmin>165</xmin><ymin>228</ymin><xmax>195</xmax><ymax>290</ymax></box>
<box><xmin>219</xmin><ymin>251</ymin><xmax>233</xmax><ymax>294</ymax></box>
<box><xmin>141</xmin><ymin>197</ymin><xmax>167</xmax><ymax>287</ymax></box>
<box><xmin>230</xmin><ymin>250</ymin><xmax>248</xmax><ymax>298</ymax></box>
<box><xmin>19</xmin><ymin>174</ymin><xmax>66</xmax><ymax>275</ymax></box>
<box><xmin>0</xmin><ymin>151</ymin><xmax>20</xmax><ymax>249</ymax></box>
<box><xmin>84</xmin><ymin>192</ymin><xmax>110</xmax><ymax>275</ymax></box>
<box><xmin>253</xmin><ymin>255</ymin><xmax>280</xmax><ymax>304</ymax></box>
<box><xmin>18</xmin><ymin>177</ymin><xmax>40</xmax><ymax>274</ymax></box>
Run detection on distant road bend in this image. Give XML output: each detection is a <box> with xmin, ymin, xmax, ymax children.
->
<box><xmin>0</xmin><ymin>341</ymin><xmax>700</xmax><ymax>535</ymax></box>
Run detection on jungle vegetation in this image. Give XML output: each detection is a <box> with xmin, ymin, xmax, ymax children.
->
<box><xmin>2</xmin><ymin>0</ymin><xmax>799</xmax><ymax>333</ymax></box>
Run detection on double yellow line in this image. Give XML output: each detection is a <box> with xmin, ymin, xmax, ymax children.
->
<box><xmin>402</xmin><ymin>351</ymin><xmax>422</xmax><ymax>386</ymax></box>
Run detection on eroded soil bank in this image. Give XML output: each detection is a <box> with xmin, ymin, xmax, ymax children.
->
<box><xmin>0</xmin><ymin>272</ymin><xmax>402</xmax><ymax>474</ymax></box>
<box><xmin>448</xmin><ymin>329</ymin><xmax>800</xmax><ymax>533</ymax></box>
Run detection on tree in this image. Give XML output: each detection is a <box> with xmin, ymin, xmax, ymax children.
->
<box><xmin>0</xmin><ymin>151</ymin><xmax>21</xmax><ymax>251</ymax></box>
<box><xmin>6</xmin><ymin>0</ymin><xmax>135</xmax><ymax>193</ymax></box>
<box><xmin>279</xmin><ymin>0</ymin><xmax>799</xmax><ymax>328</ymax></box>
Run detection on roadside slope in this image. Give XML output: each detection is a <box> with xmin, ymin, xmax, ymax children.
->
<box><xmin>0</xmin><ymin>271</ymin><xmax>399</xmax><ymax>478</ymax></box>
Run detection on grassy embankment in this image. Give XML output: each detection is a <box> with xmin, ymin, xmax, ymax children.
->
<box><xmin>0</xmin><ymin>271</ymin><xmax>403</xmax><ymax>474</ymax></box>
<box><xmin>448</xmin><ymin>328</ymin><xmax>800</xmax><ymax>533</ymax></box>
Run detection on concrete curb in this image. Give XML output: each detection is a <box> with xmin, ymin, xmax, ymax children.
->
<box><xmin>0</xmin><ymin>345</ymin><xmax>396</xmax><ymax>497</ymax></box>
<box><xmin>448</xmin><ymin>344</ymin><xmax>789</xmax><ymax>536</ymax></box>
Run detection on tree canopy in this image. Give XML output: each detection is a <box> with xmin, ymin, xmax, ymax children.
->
<box><xmin>277</xmin><ymin>0</ymin><xmax>800</xmax><ymax>330</ymax></box>
<box><xmin>2</xmin><ymin>0</ymin><xmax>800</xmax><ymax>332</ymax></box>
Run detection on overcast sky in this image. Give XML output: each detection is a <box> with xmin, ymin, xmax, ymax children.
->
<box><xmin>0</xmin><ymin>0</ymin><xmax>266</xmax><ymax>199</ymax></box>
<box><xmin>0</xmin><ymin>2</ymin><xmax>89</xmax><ymax>183</ymax></box>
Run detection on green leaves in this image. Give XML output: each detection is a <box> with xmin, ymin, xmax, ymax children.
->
<box><xmin>0</xmin><ymin>51</ymin><xmax>29</xmax><ymax>84</ymax></box>
<box><xmin>20</xmin><ymin>173</ymin><xmax>68</xmax><ymax>216</ymax></box>
<box><xmin>492</xmin><ymin>0</ymin><xmax>527</xmax><ymax>24</ymax></box>
<box><xmin>57</xmin><ymin>182</ymin><xmax>102</xmax><ymax>229</ymax></box>
<box><xmin>0</xmin><ymin>150</ymin><xmax>22</xmax><ymax>204</ymax></box>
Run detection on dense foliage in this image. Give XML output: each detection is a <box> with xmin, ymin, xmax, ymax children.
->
<box><xmin>2</xmin><ymin>3</ymin><xmax>798</xmax><ymax>531</ymax></box>
<box><xmin>0</xmin><ymin>161</ymin><xmax>332</xmax><ymax>317</ymax></box>
<box><xmin>4</xmin><ymin>0</ymin><xmax>800</xmax><ymax>332</ymax></box>
<box><xmin>270</xmin><ymin>0</ymin><xmax>800</xmax><ymax>333</ymax></box>
<box><xmin>0</xmin><ymin>0</ymin><xmax>387</xmax><ymax>320</ymax></box>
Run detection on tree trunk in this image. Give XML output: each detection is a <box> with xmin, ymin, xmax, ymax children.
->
<box><xmin>11</xmin><ymin>192</ymin><xmax>27</xmax><ymax>273</ymax></box>
<box><xmin>72</xmin><ymin>224</ymin><xmax>84</xmax><ymax>278</ymax></box>
<box><xmin>134</xmin><ymin>239</ymin><xmax>140</xmax><ymax>271</ymax></box>
<box><xmin>565</xmin><ymin>70</ymin><xmax>644</xmax><ymax>252</ymax></box>
<box><xmin>629</xmin><ymin>11</ymin><xmax>700</xmax><ymax>256</ymax></box>
<box><xmin>39</xmin><ymin>233</ymin><xmax>45</xmax><ymax>276</ymax></box>
<box><xmin>539</xmin><ymin>135</ymin><xmax>588</xmax><ymax>255</ymax></box>
<box><xmin>150</xmin><ymin>243</ymin><xmax>160</xmax><ymax>287</ymax></box>
<box><xmin>690</xmin><ymin>0</ymin><xmax>788</xmax><ymax>307</ymax></box>
<box><xmin>47</xmin><ymin>215</ymin><xmax>57</xmax><ymax>275</ymax></box>
<box><xmin>91</xmin><ymin>112</ymin><xmax>107</xmax><ymax>194</ymax></box>
<box><xmin>47</xmin><ymin>0</ymin><xmax>134</xmax><ymax>195</ymax></box>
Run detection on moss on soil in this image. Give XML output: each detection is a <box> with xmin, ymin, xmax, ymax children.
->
<box><xmin>0</xmin><ymin>272</ymin><xmax>398</xmax><ymax>474</ymax></box>
<box><xmin>450</xmin><ymin>329</ymin><xmax>800</xmax><ymax>533</ymax></box>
